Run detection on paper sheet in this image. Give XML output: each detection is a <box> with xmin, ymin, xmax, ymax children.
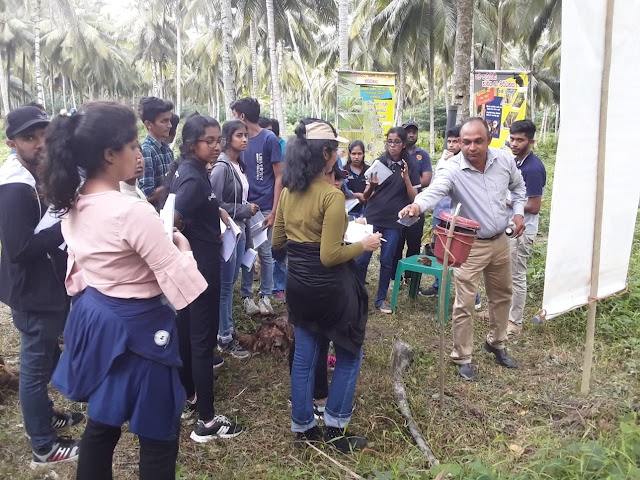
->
<box><xmin>160</xmin><ymin>193</ymin><xmax>175</xmax><ymax>238</ymax></box>
<box><xmin>344</xmin><ymin>221</ymin><xmax>374</xmax><ymax>244</ymax></box>
<box><xmin>220</xmin><ymin>218</ymin><xmax>242</xmax><ymax>262</ymax></box>
<box><xmin>241</xmin><ymin>248</ymin><xmax>258</xmax><ymax>270</ymax></box>
<box><xmin>363</xmin><ymin>159</ymin><xmax>393</xmax><ymax>185</ymax></box>
<box><xmin>247</xmin><ymin>210</ymin><xmax>268</xmax><ymax>248</ymax></box>
<box><xmin>34</xmin><ymin>205</ymin><xmax>66</xmax><ymax>251</ymax></box>
<box><xmin>345</xmin><ymin>198</ymin><xmax>360</xmax><ymax>213</ymax></box>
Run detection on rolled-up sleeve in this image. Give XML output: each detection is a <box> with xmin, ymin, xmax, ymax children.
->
<box><xmin>121</xmin><ymin>202</ymin><xmax>207</xmax><ymax>310</ymax></box>
<box><xmin>412</xmin><ymin>167</ymin><xmax>454</xmax><ymax>214</ymax></box>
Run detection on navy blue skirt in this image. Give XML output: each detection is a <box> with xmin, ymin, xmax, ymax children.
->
<box><xmin>52</xmin><ymin>288</ymin><xmax>185</xmax><ymax>441</ymax></box>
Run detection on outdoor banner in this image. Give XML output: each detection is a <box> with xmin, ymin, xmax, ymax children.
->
<box><xmin>473</xmin><ymin>70</ymin><xmax>528</xmax><ymax>148</ymax></box>
<box><xmin>336</xmin><ymin>70</ymin><xmax>395</xmax><ymax>158</ymax></box>
<box><xmin>542</xmin><ymin>0</ymin><xmax>640</xmax><ymax>318</ymax></box>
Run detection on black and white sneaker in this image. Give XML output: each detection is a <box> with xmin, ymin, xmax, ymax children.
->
<box><xmin>189</xmin><ymin>415</ymin><xmax>244</xmax><ymax>443</ymax></box>
<box><xmin>30</xmin><ymin>436</ymin><xmax>80</xmax><ymax>469</ymax></box>
<box><xmin>323</xmin><ymin>427</ymin><xmax>367</xmax><ymax>453</ymax></box>
<box><xmin>213</xmin><ymin>356</ymin><xmax>225</xmax><ymax>369</ymax></box>
<box><xmin>218</xmin><ymin>339</ymin><xmax>251</xmax><ymax>359</ymax></box>
<box><xmin>51</xmin><ymin>411</ymin><xmax>85</xmax><ymax>432</ymax></box>
<box><xmin>181</xmin><ymin>395</ymin><xmax>197</xmax><ymax>420</ymax></box>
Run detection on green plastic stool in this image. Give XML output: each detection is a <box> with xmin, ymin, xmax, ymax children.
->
<box><xmin>390</xmin><ymin>254</ymin><xmax>453</xmax><ymax>324</ymax></box>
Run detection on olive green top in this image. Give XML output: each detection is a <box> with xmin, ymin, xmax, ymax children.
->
<box><xmin>273</xmin><ymin>177</ymin><xmax>364</xmax><ymax>267</ymax></box>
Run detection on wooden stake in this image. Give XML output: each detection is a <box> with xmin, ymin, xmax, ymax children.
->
<box><xmin>581</xmin><ymin>0</ymin><xmax>615</xmax><ymax>394</ymax></box>
<box><xmin>438</xmin><ymin>203</ymin><xmax>461</xmax><ymax>408</ymax></box>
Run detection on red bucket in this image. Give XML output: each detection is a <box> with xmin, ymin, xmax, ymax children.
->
<box><xmin>434</xmin><ymin>212</ymin><xmax>480</xmax><ymax>267</ymax></box>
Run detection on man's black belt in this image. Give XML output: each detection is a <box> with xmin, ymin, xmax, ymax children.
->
<box><xmin>478</xmin><ymin>232</ymin><xmax>504</xmax><ymax>241</ymax></box>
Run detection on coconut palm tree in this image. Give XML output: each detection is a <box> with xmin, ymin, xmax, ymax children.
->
<box><xmin>451</xmin><ymin>0</ymin><xmax>473</xmax><ymax>120</ymax></box>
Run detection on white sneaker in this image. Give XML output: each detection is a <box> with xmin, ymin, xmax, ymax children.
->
<box><xmin>258</xmin><ymin>296</ymin><xmax>274</xmax><ymax>315</ymax></box>
<box><xmin>474</xmin><ymin>297</ymin><xmax>482</xmax><ymax>311</ymax></box>
<box><xmin>243</xmin><ymin>297</ymin><xmax>260</xmax><ymax>316</ymax></box>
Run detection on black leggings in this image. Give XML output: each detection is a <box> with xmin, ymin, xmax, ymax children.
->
<box><xmin>76</xmin><ymin>418</ymin><xmax>178</xmax><ymax>480</ymax></box>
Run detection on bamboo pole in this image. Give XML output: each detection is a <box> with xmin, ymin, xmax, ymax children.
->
<box><xmin>581</xmin><ymin>0</ymin><xmax>615</xmax><ymax>395</ymax></box>
<box><xmin>438</xmin><ymin>203</ymin><xmax>461</xmax><ymax>409</ymax></box>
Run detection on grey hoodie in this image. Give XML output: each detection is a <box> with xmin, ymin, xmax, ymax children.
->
<box><xmin>209</xmin><ymin>152</ymin><xmax>254</xmax><ymax>228</ymax></box>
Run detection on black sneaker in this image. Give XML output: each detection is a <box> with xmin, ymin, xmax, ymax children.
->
<box><xmin>294</xmin><ymin>425</ymin><xmax>324</xmax><ymax>449</ymax></box>
<box><xmin>218</xmin><ymin>339</ymin><xmax>251</xmax><ymax>359</ymax></box>
<box><xmin>189</xmin><ymin>415</ymin><xmax>244</xmax><ymax>443</ymax></box>
<box><xmin>30</xmin><ymin>436</ymin><xmax>80</xmax><ymax>469</ymax></box>
<box><xmin>213</xmin><ymin>356</ymin><xmax>225</xmax><ymax>369</ymax></box>
<box><xmin>323</xmin><ymin>426</ymin><xmax>367</xmax><ymax>453</ymax></box>
<box><xmin>51</xmin><ymin>411</ymin><xmax>85</xmax><ymax>432</ymax></box>
<box><xmin>181</xmin><ymin>395</ymin><xmax>197</xmax><ymax>420</ymax></box>
<box><xmin>418</xmin><ymin>286</ymin><xmax>438</xmax><ymax>297</ymax></box>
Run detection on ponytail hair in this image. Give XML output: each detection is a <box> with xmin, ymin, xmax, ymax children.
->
<box><xmin>41</xmin><ymin>101</ymin><xmax>138</xmax><ymax>213</ymax></box>
<box><xmin>282</xmin><ymin>118</ymin><xmax>338</xmax><ymax>192</ymax></box>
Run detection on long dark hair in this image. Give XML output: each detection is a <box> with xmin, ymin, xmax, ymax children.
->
<box><xmin>282</xmin><ymin>118</ymin><xmax>338</xmax><ymax>192</ymax></box>
<box><xmin>380</xmin><ymin>126</ymin><xmax>409</xmax><ymax>165</ymax></box>
<box><xmin>346</xmin><ymin>139</ymin><xmax>365</xmax><ymax>167</ymax></box>
<box><xmin>41</xmin><ymin>101</ymin><xmax>138</xmax><ymax>213</ymax></box>
<box><xmin>178</xmin><ymin>113</ymin><xmax>220</xmax><ymax>161</ymax></box>
<box><xmin>220</xmin><ymin>120</ymin><xmax>247</xmax><ymax>172</ymax></box>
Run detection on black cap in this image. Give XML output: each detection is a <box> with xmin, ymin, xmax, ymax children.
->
<box><xmin>401</xmin><ymin>119</ymin><xmax>419</xmax><ymax>130</ymax></box>
<box><xmin>5</xmin><ymin>106</ymin><xmax>50</xmax><ymax>139</ymax></box>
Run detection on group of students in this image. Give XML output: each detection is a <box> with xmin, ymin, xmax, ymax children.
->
<box><xmin>0</xmin><ymin>92</ymin><xmax>545</xmax><ymax>477</ymax></box>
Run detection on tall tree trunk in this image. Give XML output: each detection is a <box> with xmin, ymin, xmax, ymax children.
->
<box><xmin>338</xmin><ymin>0</ymin><xmax>349</xmax><ymax>70</ymax></box>
<box><xmin>34</xmin><ymin>0</ymin><xmax>45</xmax><ymax>107</ymax></box>
<box><xmin>495</xmin><ymin>0</ymin><xmax>503</xmax><ymax>70</ymax></box>
<box><xmin>428</xmin><ymin>2</ymin><xmax>435</xmax><ymax>155</ymax></box>
<box><xmin>287</xmin><ymin>13</ymin><xmax>316</xmax><ymax>116</ymax></box>
<box><xmin>395</xmin><ymin>61</ymin><xmax>405</xmax><ymax>126</ymax></box>
<box><xmin>62</xmin><ymin>73</ymin><xmax>67</xmax><ymax>108</ymax></box>
<box><xmin>48</xmin><ymin>68</ymin><xmax>54</xmax><ymax>115</ymax></box>
<box><xmin>276</xmin><ymin>39</ymin><xmax>286</xmax><ymax>130</ymax></box>
<box><xmin>215</xmin><ymin>79</ymin><xmax>220</xmax><ymax>120</ymax></box>
<box><xmin>250</xmin><ymin>17</ymin><xmax>259</xmax><ymax>98</ymax></box>
<box><xmin>175</xmin><ymin>2</ymin><xmax>183</xmax><ymax>116</ymax></box>
<box><xmin>554</xmin><ymin>103</ymin><xmax>560</xmax><ymax>138</ymax></box>
<box><xmin>442</xmin><ymin>66</ymin><xmax>450</xmax><ymax>113</ymax></box>
<box><xmin>21</xmin><ymin>52</ymin><xmax>26</xmax><ymax>105</ymax></box>
<box><xmin>220</xmin><ymin>0</ymin><xmax>235</xmax><ymax>120</ymax></box>
<box><xmin>70</xmin><ymin>80</ymin><xmax>77</xmax><ymax>109</ymax></box>
<box><xmin>265</xmin><ymin>0</ymin><xmax>284</xmax><ymax>131</ymax></box>
<box><xmin>452</xmin><ymin>0</ymin><xmax>473</xmax><ymax>121</ymax></box>
<box><xmin>151</xmin><ymin>57</ymin><xmax>159</xmax><ymax>96</ymax></box>
<box><xmin>0</xmin><ymin>50</ymin><xmax>9</xmax><ymax>116</ymax></box>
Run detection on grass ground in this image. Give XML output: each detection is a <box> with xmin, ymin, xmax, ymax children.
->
<box><xmin>1</xmin><ymin>141</ymin><xmax>639</xmax><ymax>479</ymax></box>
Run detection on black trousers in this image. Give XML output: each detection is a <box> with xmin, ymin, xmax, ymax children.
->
<box><xmin>76</xmin><ymin>418</ymin><xmax>178</xmax><ymax>480</ymax></box>
<box><xmin>178</xmin><ymin>247</ymin><xmax>221</xmax><ymax>422</ymax></box>
<box><xmin>393</xmin><ymin>214</ymin><xmax>425</xmax><ymax>277</ymax></box>
<box><xmin>288</xmin><ymin>336</ymin><xmax>329</xmax><ymax>400</ymax></box>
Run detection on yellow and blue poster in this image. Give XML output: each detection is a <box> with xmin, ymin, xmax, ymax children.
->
<box><xmin>337</xmin><ymin>70</ymin><xmax>396</xmax><ymax>158</ymax></box>
<box><xmin>473</xmin><ymin>70</ymin><xmax>529</xmax><ymax>148</ymax></box>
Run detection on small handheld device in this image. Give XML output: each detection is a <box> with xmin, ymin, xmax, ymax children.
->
<box><xmin>397</xmin><ymin>215</ymin><xmax>420</xmax><ymax>227</ymax></box>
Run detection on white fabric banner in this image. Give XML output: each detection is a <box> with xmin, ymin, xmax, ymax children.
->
<box><xmin>542</xmin><ymin>0</ymin><xmax>640</xmax><ymax>319</ymax></box>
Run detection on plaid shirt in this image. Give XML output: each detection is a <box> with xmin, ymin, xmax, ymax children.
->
<box><xmin>138</xmin><ymin>134</ymin><xmax>174</xmax><ymax>197</ymax></box>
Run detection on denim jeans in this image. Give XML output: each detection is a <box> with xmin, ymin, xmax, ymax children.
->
<box><xmin>355</xmin><ymin>226</ymin><xmax>402</xmax><ymax>307</ymax></box>
<box><xmin>12</xmin><ymin>309</ymin><xmax>67</xmax><ymax>451</ymax></box>
<box><xmin>272</xmin><ymin>247</ymin><xmax>287</xmax><ymax>294</ymax></box>
<box><xmin>290</xmin><ymin>326</ymin><xmax>363</xmax><ymax>432</ymax></box>
<box><xmin>219</xmin><ymin>232</ymin><xmax>247</xmax><ymax>343</ymax></box>
<box><xmin>241</xmin><ymin>210</ymin><xmax>274</xmax><ymax>298</ymax></box>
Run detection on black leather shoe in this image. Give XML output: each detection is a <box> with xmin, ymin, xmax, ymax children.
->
<box><xmin>457</xmin><ymin>363</ymin><xmax>477</xmax><ymax>381</ymax></box>
<box><xmin>484</xmin><ymin>341</ymin><xmax>518</xmax><ymax>368</ymax></box>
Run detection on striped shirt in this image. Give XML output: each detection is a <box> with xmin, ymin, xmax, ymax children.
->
<box><xmin>138</xmin><ymin>134</ymin><xmax>174</xmax><ymax>198</ymax></box>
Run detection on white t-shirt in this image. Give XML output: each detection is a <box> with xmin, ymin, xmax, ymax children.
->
<box><xmin>232</xmin><ymin>162</ymin><xmax>249</xmax><ymax>203</ymax></box>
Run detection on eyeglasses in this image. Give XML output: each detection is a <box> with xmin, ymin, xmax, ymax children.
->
<box><xmin>198</xmin><ymin>138</ymin><xmax>221</xmax><ymax>147</ymax></box>
<box><xmin>386</xmin><ymin>140</ymin><xmax>403</xmax><ymax>146</ymax></box>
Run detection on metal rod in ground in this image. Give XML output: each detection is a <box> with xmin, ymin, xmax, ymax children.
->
<box><xmin>438</xmin><ymin>203</ymin><xmax>461</xmax><ymax>409</ymax></box>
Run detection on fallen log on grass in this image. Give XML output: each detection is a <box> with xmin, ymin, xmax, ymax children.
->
<box><xmin>391</xmin><ymin>339</ymin><xmax>439</xmax><ymax>466</ymax></box>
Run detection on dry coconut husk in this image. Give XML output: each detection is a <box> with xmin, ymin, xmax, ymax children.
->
<box><xmin>0</xmin><ymin>357</ymin><xmax>19</xmax><ymax>392</ymax></box>
<box><xmin>237</xmin><ymin>313</ymin><xmax>294</xmax><ymax>357</ymax></box>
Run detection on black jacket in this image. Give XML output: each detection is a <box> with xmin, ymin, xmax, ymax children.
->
<box><xmin>0</xmin><ymin>156</ymin><xmax>69</xmax><ymax>312</ymax></box>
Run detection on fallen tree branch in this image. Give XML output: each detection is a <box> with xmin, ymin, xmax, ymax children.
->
<box><xmin>304</xmin><ymin>441</ymin><xmax>364</xmax><ymax>480</ymax></box>
<box><xmin>391</xmin><ymin>338</ymin><xmax>440</xmax><ymax>466</ymax></box>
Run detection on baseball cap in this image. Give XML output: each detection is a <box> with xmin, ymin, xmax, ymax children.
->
<box><xmin>5</xmin><ymin>106</ymin><xmax>50</xmax><ymax>139</ymax></box>
<box><xmin>402</xmin><ymin>119</ymin><xmax>419</xmax><ymax>130</ymax></box>
<box><xmin>305</xmin><ymin>120</ymin><xmax>349</xmax><ymax>143</ymax></box>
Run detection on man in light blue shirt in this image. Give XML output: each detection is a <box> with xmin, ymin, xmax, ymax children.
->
<box><xmin>399</xmin><ymin>117</ymin><xmax>526</xmax><ymax>381</ymax></box>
